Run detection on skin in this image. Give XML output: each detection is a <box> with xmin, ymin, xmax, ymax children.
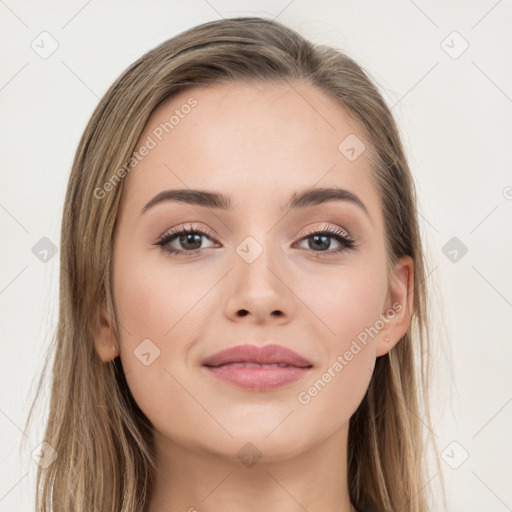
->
<box><xmin>94</xmin><ymin>80</ymin><xmax>413</xmax><ymax>512</ymax></box>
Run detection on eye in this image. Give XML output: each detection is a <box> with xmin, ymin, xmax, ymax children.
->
<box><xmin>154</xmin><ymin>224</ymin><xmax>357</xmax><ymax>258</ymax></box>
<box><xmin>294</xmin><ymin>226</ymin><xmax>357</xmax><ymax>256</ymax></box>
<box><xmin>154</xmin><ymin>224</ymin><xmax>218</xmax><ymax>257</ymax></box>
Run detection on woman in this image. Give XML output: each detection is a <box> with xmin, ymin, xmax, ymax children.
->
<box><xmin>26</xmin><ymin>16</ymin><xmax>445</xmax><ymax>512</ymax></box>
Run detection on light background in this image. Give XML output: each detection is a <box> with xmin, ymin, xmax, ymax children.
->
<box><xmin>1</xmin><ymin>1</ymin><xmax>511</xmax><ymax>511</ymax></box>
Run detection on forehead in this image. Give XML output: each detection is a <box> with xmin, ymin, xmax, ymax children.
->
<box><xmin>119</xmin><ymin>80</ymin><xmax>381</xmax><ymax>223</ymax></box>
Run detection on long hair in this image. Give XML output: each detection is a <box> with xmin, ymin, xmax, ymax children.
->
<box><xmin>24</xmin><ymin>16</ymin><xmax>445</xmax><ymax>512</ymax></box>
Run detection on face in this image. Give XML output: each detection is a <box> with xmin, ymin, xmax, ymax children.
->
<box><xmin>97</xmin><ymin>80</ymin><xmax>412</xmax><ymax>462</ymax></box>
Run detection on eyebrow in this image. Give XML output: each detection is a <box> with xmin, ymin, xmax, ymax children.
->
<box><xmin>141</xmin><ymin>186</ymin><xmax>370</xmax><ymax>218</ymax></box>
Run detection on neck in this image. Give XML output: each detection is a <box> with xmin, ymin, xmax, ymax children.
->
<box><xmin>147</xmin><ymin>423</ymin><xmax>356</xmax><ymax>512</ymax></box>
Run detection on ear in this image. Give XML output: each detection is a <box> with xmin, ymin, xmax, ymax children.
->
<box><xmin>376</xmin><ymin>255</ymin><xmax>414</xmax><ymax>357</ymax></box>
<box><xmin>93</xmin><ymin>302</ymin><xmax>119</xmax><ymax>362</ymax></box>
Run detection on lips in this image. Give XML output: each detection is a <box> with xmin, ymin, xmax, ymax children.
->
<box><xmin>202</xmin><ymin>343</ymin><xmax>313</xmax><ymax>391</ymax></box>
<box><xmin>202</xmin><ymin>344</ymin><xmax>313</xmax><ymax>368</ymax></box>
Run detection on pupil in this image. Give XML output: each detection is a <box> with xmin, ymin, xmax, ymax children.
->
<box><xmin>181</xmin><ymin>233</ymin><xmax>201</xmax><ymax>250</ymax></box>
<box><xmin>310</xmin><ymin>234</ymin><xmax>330</xmax><ymax>251</ymax></box>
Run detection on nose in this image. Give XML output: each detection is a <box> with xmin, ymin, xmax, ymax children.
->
<box><xmin>223</xmin><ymin>240</ymin><xmax>294</xmax><ymax>325</ymax></box>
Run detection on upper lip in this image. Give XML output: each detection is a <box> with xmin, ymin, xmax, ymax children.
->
<box><xmin>202</xmin><ymin>344</ymin><xmax>313</xmax><ymax>368</ymax></box>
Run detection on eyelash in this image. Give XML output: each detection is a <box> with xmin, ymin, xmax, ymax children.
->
<box><xmin>154</xmin><ymin>223</ymin><xmax>357</xmax><ymax>258</ymax></box>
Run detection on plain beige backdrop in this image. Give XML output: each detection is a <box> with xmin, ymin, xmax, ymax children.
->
<box><xmin>1</xmin><ymin>1</ymin><xmax>511</xmax><ymax>511</ymax></box>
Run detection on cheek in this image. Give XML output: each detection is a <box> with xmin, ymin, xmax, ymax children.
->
<box><xmin>292</xmin><ymin>255</ymin><xmax>388</xmax><ymax>411</ymax></box>
<box><xmin>113</xmin><ymin>262</ymin><xmax>170</xmax><ymax>343</ymax></box>
<box><xmin>294</xmin><ymin>283</ymin><xmax>384</xmax><ymax>429</ymax></box>
<box><xmin>300</xmin><ymin>255</ymin><xmax>388</xmax><ymax>349</ymax></box>
<box><xmin>111</xmin><ymin>252</ymin><xmax>219</xmax><ymax>420</ymax></box>
<box><xmin>112</xmin><ymin>251</ymin><xmax>208</xmax><ymax>344</ymax></box>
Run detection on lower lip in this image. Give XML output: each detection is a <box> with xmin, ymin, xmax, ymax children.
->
<box><xmin>203</xmin><ymin>364</ymin><xmax>312</xmax><ymax>391</ymax></box>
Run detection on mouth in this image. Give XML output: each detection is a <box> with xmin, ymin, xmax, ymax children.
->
<box><xmin>207</xmin><ymin>362</ymin><xmax>308</xmax><ymax>368</ymax></box>
<box><xmin>201</xmin><ymin>344</ymin><xmax>313</xmax><ymax>391</ymax></box>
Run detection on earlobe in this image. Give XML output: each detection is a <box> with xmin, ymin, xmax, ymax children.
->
<box><xmin>376</xmin><ymin>255</ymin><xmax>414</xmax><ymax>357</ymax></box>
<box><xmin>93</xmin><ymin>304</ymin><xmax>119</xmax><ymax>362</ymax></box>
